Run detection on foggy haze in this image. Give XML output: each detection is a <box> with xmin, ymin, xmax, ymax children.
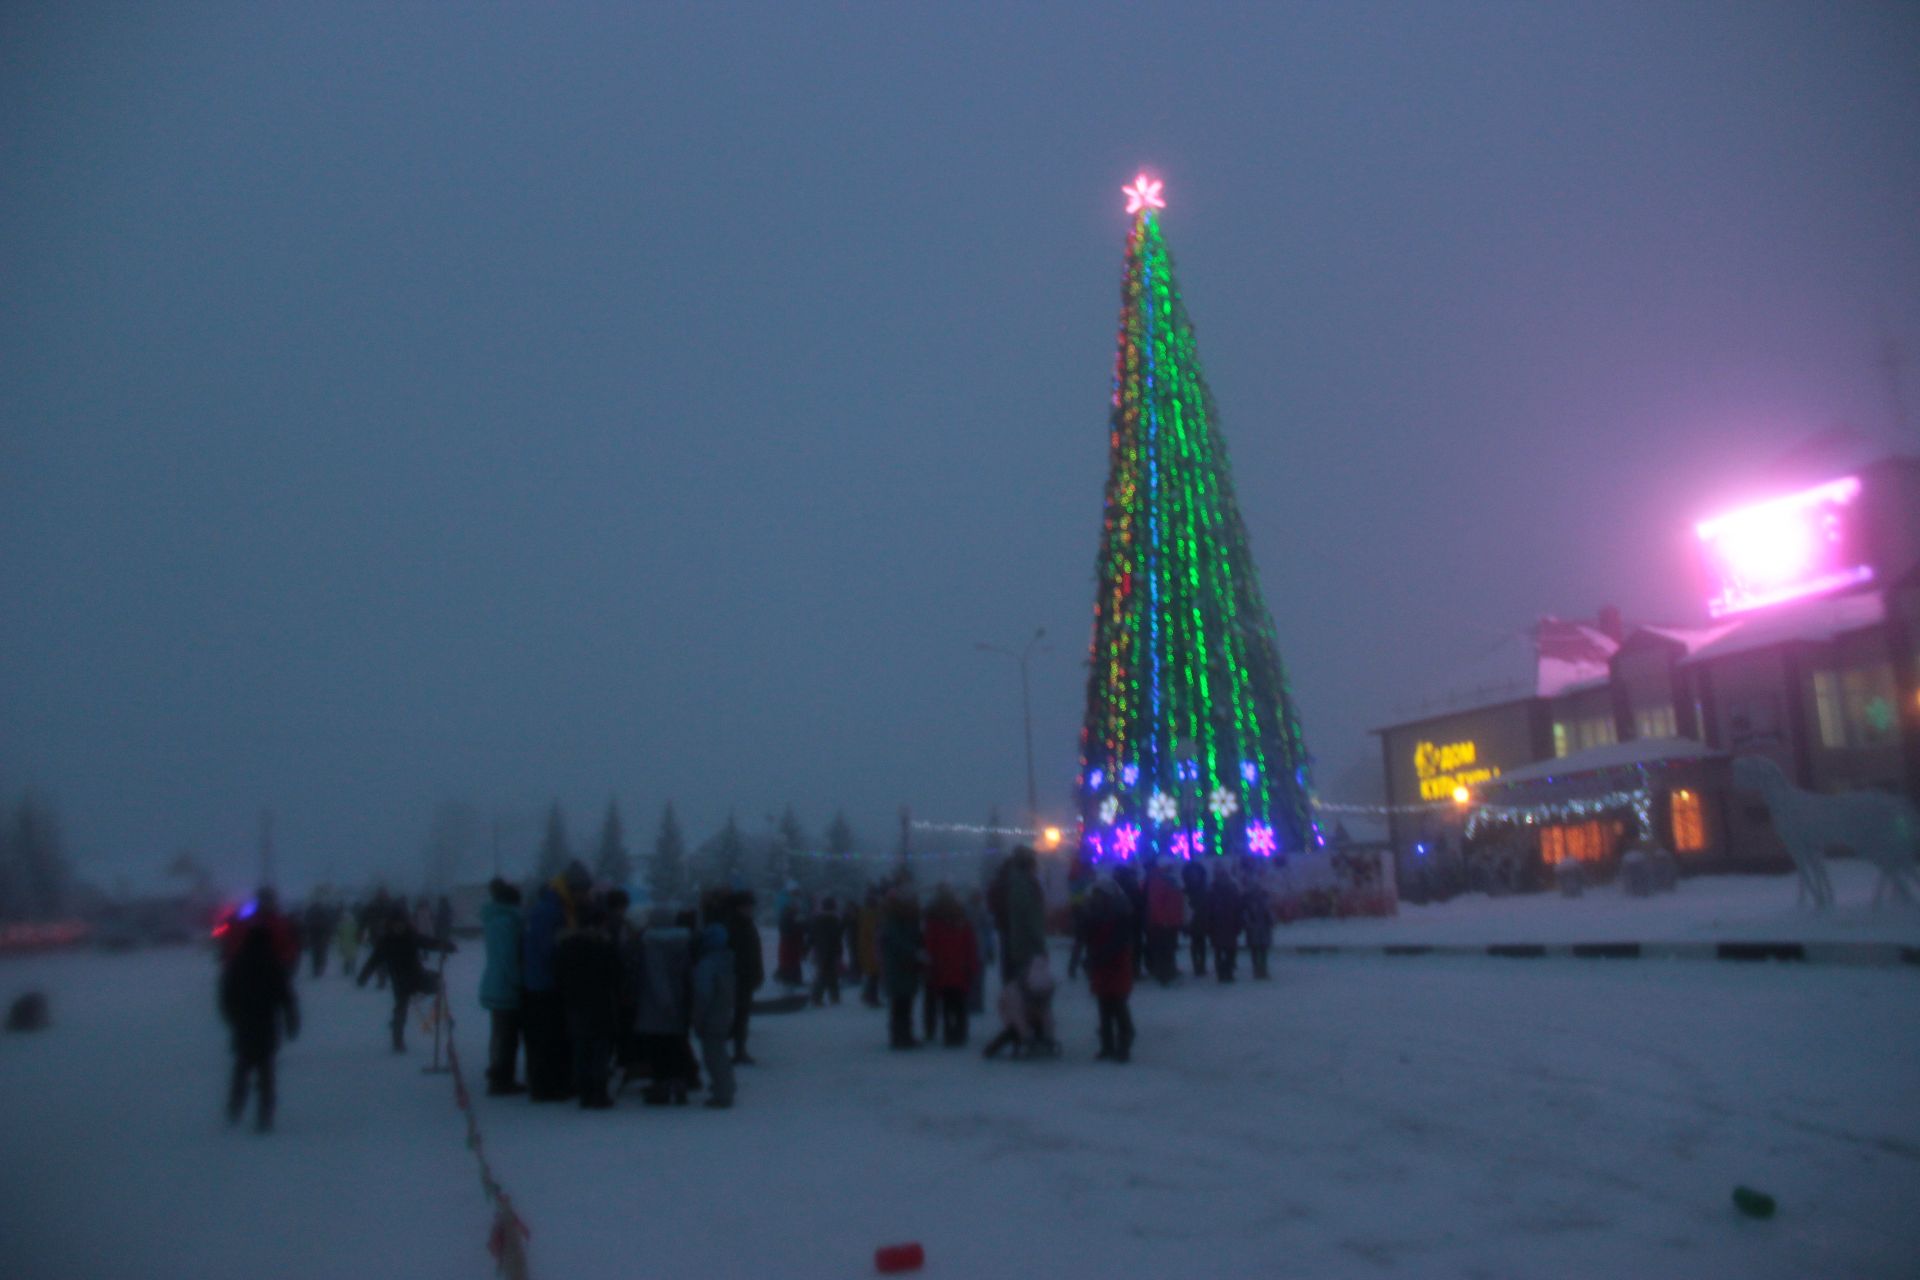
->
<box><xmin>3</xmin><ymin>1</ymin><xmax>1917</xmax><ymax>891</ymax></box>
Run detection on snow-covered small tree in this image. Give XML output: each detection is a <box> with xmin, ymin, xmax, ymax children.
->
<box><xmin>648</xmin><ymin>802</ymin><xmax>687</xmax><ymax>907</ymax></box>
<box><xmin>421</xmin><ymin>799</ymin><xmax>480</xmax><ymax>894</ymax></box>
<box><xmin>2</xmin><ymin>793</ymin><xmax>71</xmax><ymax>921</ymax></box>
<box><xmin>594</xmin><ymin>799</ymin><xmax>631</xmax><ymax>887</ymax></box>
<box><xmin>536</xmin><ymin>801</ymin><xmax>572</xmax><ymax>882</ymax></box>
<box><xmin>701</xmin><ymin>812</ymin><xmax>748</xmax><ymax>892</ymax></box>
<box><xmin>773</xmin><ymin>805</ymin><xmax>808</xmax><ymax>895</ymax></box>
<box><xmin>824</xmin><ymin>809</ymin><xmax>860</xmax><ymax>898</ymax></box>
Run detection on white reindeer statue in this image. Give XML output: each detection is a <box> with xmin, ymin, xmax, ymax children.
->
<box><xmin>1732</xmin><ymin>755</ymin><xmax>1919</xmax><ymax>907</ymax></box>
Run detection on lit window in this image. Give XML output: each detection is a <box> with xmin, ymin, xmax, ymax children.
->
<box><xmin>1574</xmin><ymin>716</ymin><xmax>1617</xmax><ymax>751</ymax></box>
<box><xmin>1634</xmin><ymin>704</ymin><xmax>1678</xmax><ymax>741</ymax></box>
<box><xmin>1540</xmin><ymin>820</ymin><xmax>1612</xmax><ymax>864</ymax></box>
<box><xmin>1670</xmin><ymin>788</ymin><xmax>1706</xmax><ymax>853</ymax></box>
<box><xmin>1841</xmin><ymin>664</ymin><xmax>1898</xmax><ymax>746</ymax></box>
<box><xmin>1552</xmin><ymin>723</ymin><xmax>1569</xmax><ymax>758</ymax></box>
<box><xmin>1812</xmin><ymin>670</ymin><xmax>1845</xmax><ymax>749</ymax></box>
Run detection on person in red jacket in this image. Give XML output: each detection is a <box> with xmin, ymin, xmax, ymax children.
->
<box><xmin>1086</xmin><ymin>877</ymin><xmax>1136</xmax><ymax>1063</ymax></box>
<box><xmin>921</xmin><ymin>885</ymin><xmax>980</xmax><ymax>1047</ymax></box>
<box><xmin>1144</xmin><ymin>861</ymin><xmax>1185</xmax><ymax>985</ymax></box>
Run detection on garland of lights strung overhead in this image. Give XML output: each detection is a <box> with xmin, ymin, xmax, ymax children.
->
<box><xmin>1076</xmin><ymin>174</ymin><xmax>1318</xmax><ymax>864</ymax></box>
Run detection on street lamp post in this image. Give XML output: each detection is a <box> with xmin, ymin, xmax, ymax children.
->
<box><xmin>976</xmin><ymin>627</ymin><xmax>1047</xmax><ymax>830</ymax></box>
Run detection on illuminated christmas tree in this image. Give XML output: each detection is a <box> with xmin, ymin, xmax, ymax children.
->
<box><xmin>1077</xmin><ymin>174</ymin><xmax>1316</xmax><ymax>863</ymax></box>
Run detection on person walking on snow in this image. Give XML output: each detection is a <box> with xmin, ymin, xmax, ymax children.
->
<box><xmin>358</xmin><ymin>906</ymin><xmax>454</xmax><ymax>1053</ymax></box>
<box><xmin>220</xmin><ymin>922</ymin><xmax>299</xmax><ymax>1132</ymax></box>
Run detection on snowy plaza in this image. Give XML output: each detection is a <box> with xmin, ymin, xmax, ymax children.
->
<box><xmin>5</xmin><ymin>871</ymin><xmax>1918</xmax><ymax>1280</ymax></box>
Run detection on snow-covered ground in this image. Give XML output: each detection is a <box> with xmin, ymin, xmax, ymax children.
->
<box><xmin>3</xmin><ymin>922</ymin><xmax>1918</xmax><ymax>1280</ymax></box>
<box><xmin>1284</xmin><ymin>858</ymin><xmax>1920</xmax><ymax>947</ymax></box>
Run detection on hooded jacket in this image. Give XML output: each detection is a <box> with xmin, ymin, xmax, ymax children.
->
<box><xmin>634</xmin><ymin>917</ymin><xmax>693</xmax><ymax>1036</ymax></box>
<box><xmin>479</xmin><ymin>900</ymin><xmax>524</xmax><ymax>1011</ymax></box>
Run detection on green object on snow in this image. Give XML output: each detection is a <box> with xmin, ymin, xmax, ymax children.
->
<box><xmin>1732</xmin><ymin>1186</ymin><xmax>1776</xmax><ymax>1219</ymax></box>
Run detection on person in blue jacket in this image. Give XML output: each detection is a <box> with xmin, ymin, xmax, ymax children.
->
<box><xmin>522</xmin><ymin>863</ymin><xmax>590</xmax><ymax>1101</ymax></box>
<box><xmin>478</xmin><ymin>879</ymin><xmax>525</xmax><ymax>1095</ymax></box>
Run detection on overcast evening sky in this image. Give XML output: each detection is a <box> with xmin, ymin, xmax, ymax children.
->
<box><xmin>3</xmin><ymin>2</ymin><xmax>1917</xmax><ymax>892</ymax></box>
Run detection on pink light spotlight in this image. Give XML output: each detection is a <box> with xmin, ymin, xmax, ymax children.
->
<box><xmin>1696</xmin><ymin>475</ymin><xmax>1873</xmax><ymax>618</ymax></box>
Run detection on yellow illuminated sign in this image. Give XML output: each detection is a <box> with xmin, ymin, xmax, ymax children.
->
<box><xmin>1413</xmin><ymin>739</ymin><xmax>1501</xmax><ymax>802</ymax></box>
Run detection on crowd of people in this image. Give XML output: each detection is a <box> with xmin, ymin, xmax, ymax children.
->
<box><xmin>212</xmin><ymin>846</ymin><xmax>1286</xmax><ymax>1131</ymax></box>
<box><xmin>477</xmin><ymin>863</ymin><xmax>762</xmax><ymax>1111</ymax></box>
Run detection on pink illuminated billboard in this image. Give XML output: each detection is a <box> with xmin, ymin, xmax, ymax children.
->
<box><xmin>1696</xmin><ymin>475</ymin><xmax>1874</xmax><ymax>618</ymax></box>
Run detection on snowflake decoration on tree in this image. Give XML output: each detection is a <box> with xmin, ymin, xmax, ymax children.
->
<box><xmin>1170</xmin><ymin>830</ymin><xmax>1192</xmax><ymax>860</ymax></box>
<box><xmin>1114</xmin><ymin>823</ymin><xmax>1141</xmax><ymax>859</ymax></box>
<box><xmin>1146</xmin><ymin>790</ymin><xmax>1179</xmax><ymax>824</ymax></box>
<box><xmin>1086</xmin><ymin>768</ymin><xmax>1105</xmax><ymax>791</ymax></box>
<box><xmin>1098</xmin><ymin>795</ymin><xmax>1121</xmax><ymax>826</ymax></box>
<box><xmin>1208</xmin><ymin>787</ymin><xmax>1239</xmax><ymax>820</ymax></box>
<box><xmin>1246</xmin><ymin>822</ymin><xmax>1277</xmax><ymax>857</ymax></box>
<box><xmin>1240</xmin><ymin>761</ymin><xmax>1259</xmax><ymax>784</ymax></box>
<box><xmin>1121</xmin><ymin>763</ymin><xmax>1141</xmax><ymax>788</ymax></box>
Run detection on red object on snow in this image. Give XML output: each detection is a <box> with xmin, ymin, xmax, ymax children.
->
<box><xmin>874</xmin><ymin>1242</ymin><xmax>925</xmax><ymax>1273</ymax></box>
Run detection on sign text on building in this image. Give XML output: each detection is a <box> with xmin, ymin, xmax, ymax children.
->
<box><xmin>1413</xmin><ymin>739</ymin><xmax>1501</xmax><ymax>801</ymax></box>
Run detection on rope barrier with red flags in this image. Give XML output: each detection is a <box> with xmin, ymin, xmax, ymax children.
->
<box><xmin>429</xmin><ymin>981</ymin><xmax>532</xmax><ymax>1280</ymax></box>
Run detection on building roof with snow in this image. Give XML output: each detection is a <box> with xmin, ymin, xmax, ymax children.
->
<box><xmin>1490</xmin><ymin>737</ymin><xmax>1722</xmax><ymax>790</ymax></box>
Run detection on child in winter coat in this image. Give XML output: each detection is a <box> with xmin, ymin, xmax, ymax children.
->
<box><xmin>922</xmin><ymin>887</ymin><xmax>979</xmax><ymax>1046</ymax></box>
<box><xmin>691</xmin><ymin>923</ymin><xmax>738</xmax><ymax>1108</ymax></box>
<box><xmin>983</xmin><ymin>953</ymin><xmax>1058</xmax><ymax>1059</ymax></box>
<box><xmin>220</xmin><ymin>924</ymin><xmax>300</xmax><ymax>1132</ymax></box>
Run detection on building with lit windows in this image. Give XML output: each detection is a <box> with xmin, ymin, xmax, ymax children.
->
<box><xmin>1376</xmin><ymin>453</ymin><xmax>1920</xmax><ymax>896</ymax></box>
